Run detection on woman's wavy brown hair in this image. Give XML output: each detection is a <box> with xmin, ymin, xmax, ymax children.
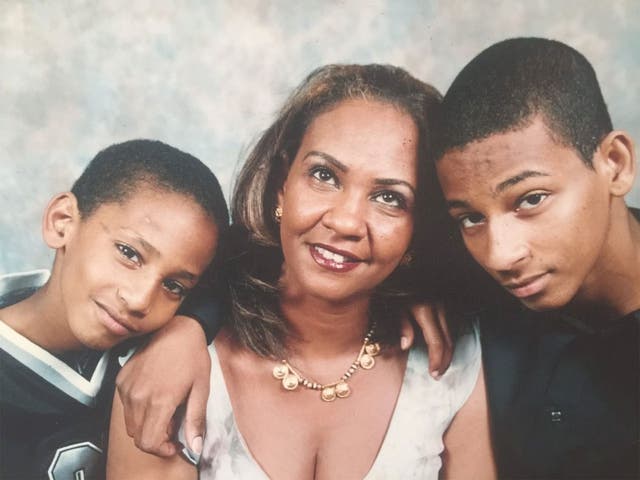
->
<box><xmin>227</xmin><ymin>64</ymin><xmax>445</xmax><ymax>357</ymax></box>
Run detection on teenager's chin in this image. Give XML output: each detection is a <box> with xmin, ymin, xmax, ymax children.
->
<box><xmin>517</xmin><ymin>292</ymin><xmax>570</xmax><ymax>312</ymax></box>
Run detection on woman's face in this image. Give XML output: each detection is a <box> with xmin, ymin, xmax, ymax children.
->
<box><xmin>277</xmin><ymin>98</ymin><xmax>419</xmax><ymax>303</ymax></box>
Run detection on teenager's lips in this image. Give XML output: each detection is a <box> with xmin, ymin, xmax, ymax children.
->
<box><xmin>503</xmin><ymin>273</ymin><xmax>550</xmax><ymax>299</ymax></box>
<box><xmin>309</xmin><ymin>243</ymin><xmax>364</xmax><ymax>273</ymax></box>
<box><xmin>94</xmin><ymin>300</ymin><xmax>136</xmax><ymax>336</ymax></box>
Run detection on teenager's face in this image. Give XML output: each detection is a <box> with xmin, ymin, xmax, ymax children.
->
<box><xmin>277</xmin><ymin>99</ymin><xmax>418</xmax><ymax>303</ymax></box>
<box><xmin>437</xmin><ymin>117</ymin><xmax>612</xmax><ymax>311</ymax></box>
<box><xmin>60</xmin><ymin>189</ymin><xmax>218</xmax><ymax>350</ymax></box>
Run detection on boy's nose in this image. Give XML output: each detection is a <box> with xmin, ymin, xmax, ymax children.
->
<box><xmin>483</xmin><ymin>220</ymin><xmax>530</xmax><ymax>273</ymax></box>
<box><xmin>117</xmin><ymin>278</ymin><xmax>157</xmax><ymax>316</ymax></box>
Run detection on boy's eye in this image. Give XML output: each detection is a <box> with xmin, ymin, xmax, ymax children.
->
<box><xmin>372</xmin><ymin>190</ymin><xmax>406</xmax><ymax>209</ymax></box>
<box><xmin>458</xmin><ymin>213</ymin><xmax>485</xmax><ymax>229</ymax></box>
<box><xmin>517</xmin><ymin>192</ymin><xmax>549</xmax><ymax>211</ymax></box>
<box><xmin>116</xmin><ymin>243</ymin><xmax>141</xmax><ymax>264</ymax></box>
<box><xmin>163</xmin><ymin>280</ymin><xmax>186</xmax><ymax>298</ymax></box>
<box><xmin>310</xmin><ymin>166</ymin><xmax>338</xmax><ymax>186</ymax></box>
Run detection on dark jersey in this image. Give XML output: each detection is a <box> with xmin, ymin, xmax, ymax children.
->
<box><xmin>480</xmin><ymin>303</ymin><xmax>640</xmax><ymax>479</ymax></box>
<box><xmin>0</xmin><ymin>271</ymin><xmax>128</xmax><ymax>480</ymax></box>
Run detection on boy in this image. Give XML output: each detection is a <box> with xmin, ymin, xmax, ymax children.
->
<box><xmin>435</xmin><ymin>38</ymin><xmax>639</xmax><ymax>478</ymax></box>
<box><xmin>0</xmin><ymin>139</ymin><xmax>228</xmax><ymax>479</ymax></box>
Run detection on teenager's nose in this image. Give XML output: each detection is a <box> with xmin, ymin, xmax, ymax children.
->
<box><xmin>117</xmin><ymin>275</ymin><xmax>157</xmax><ymax>316</ymax></box>
<box><xmin>321</xmin><ymin>192</ymin><xmax>367</xmax><ymax>239</ymax></box>
<box><xmin>482</xmin><ymin>219</ymin><xmax>530</xmax><ymax>273</ymax></box>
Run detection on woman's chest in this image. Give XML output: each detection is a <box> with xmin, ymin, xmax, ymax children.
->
<box><xmin>225</xmin><ymin>354</ymin><xmax>407</xmax><ymax>479</ymax></box>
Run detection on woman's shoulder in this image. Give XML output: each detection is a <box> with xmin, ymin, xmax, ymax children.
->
<box><xmin>406</xmin><ymin>321</ymin><xmax>481</xmax><ymax>410</ymax></box>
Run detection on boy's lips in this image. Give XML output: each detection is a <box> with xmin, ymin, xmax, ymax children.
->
<box><xmin>309</xmin><ymin>244</ymin><xmax>363</xmax><ymax>272</ymax></box>
<box><xmin>503</xmin><ymin>273</ymin><xmax>550</xmax><ymax>298</ymax></box>
<box><xmin>94</xmin><ymin>300</ymin><xmax>136</xmax><ymax>336</ymax></box>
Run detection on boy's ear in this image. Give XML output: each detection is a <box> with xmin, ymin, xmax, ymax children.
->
<box><xmin>596</xmin><ymin>131</ymin><xmax>636</xmax><ymax>197</ymax></box>
<box><xmin>42</xmin><ymin>192</ymin><xmax>81</xmax><ymax>249</ymax></box>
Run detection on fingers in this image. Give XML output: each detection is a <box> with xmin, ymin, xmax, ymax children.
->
<box><xmin>436</xmin><ymin>302</ymin><xmax>454</xmax><ymax>376</ymax></box>
<box><xmin>183</xmin><ymin>366</ymin><xmax>210</xmax><ymax>458</ymax></box>
<box><xmin>116</xmin><ymin>357</ymin><xmax>179</xmax><ymax>457</ymax></box>
<box><xmin>411</xmin><ymin>302</ymin><xmax>454</xmax><ymax>379</ymax></box>
<box><xmin>398</xmin><ymin>313</ymin><xmax>415</xmax><ymax>351</ymax></box>
<box><xmin>138</xmin><ymin>399</ymin><xmax>178</xmax><ymax>456</ymax></box>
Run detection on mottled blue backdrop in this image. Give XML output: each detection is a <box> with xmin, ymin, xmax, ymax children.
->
<box><xmin>1</xmin><ymin>0</ymin><xmax>638</xmax><ymax>273</ymax></box>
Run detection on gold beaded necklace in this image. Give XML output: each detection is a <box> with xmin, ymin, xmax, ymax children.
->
<box><xmin>272</xmin><ymin>323</ymin><xmax>381</xmax><ymax>402</ymax></box>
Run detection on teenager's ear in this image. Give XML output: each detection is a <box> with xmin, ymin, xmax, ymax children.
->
<box><xmin>42</xmin><ymin>192</ymin><xmax>81</xmax><ymax>249</ymax></box>
<box><xmin>596</xmin><ymin>131</ymin><xmax>636</xmax><ymax>197</ymax></box>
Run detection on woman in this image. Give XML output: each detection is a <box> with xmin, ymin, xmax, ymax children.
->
<box><xmin>107</xmin><ymin>64</ymin><xmax>495</xmax><ymax>479</ymax></box>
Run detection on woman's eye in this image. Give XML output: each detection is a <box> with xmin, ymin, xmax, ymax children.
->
<box><xmin>116</xmin><ymin>244</ymin><xmax>140</xmax><ymax>264</ymax></box>
<box><xmin>373</xmin><ymin>191</ymin><xmax>406</xmax><ymax>209</ymax></box>
<box><xmin>163</xmin><ymin>280</ymin><xmax>186</xmax><ymax>298</ymax></box>
<box><xmin>310</xmin><ymin>167</ymin><xmax>337</xmax><ymax>186</ymax></box>
<box><xmin>459</xmin><ymin>213</ymin><xmax>485</xmax><ymax>229</ymax></box>
<box><xmin>518</xmin><ymin>192</ymin><xmax>548</xmax><ymax>210</ymax></box>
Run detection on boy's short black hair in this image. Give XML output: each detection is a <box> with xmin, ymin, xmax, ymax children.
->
<box><xmin>71</xmin><ymin>139</ymin><xmax>229</xmax><ymax>230</ymax></box>
<box><xmin>435</xmin><ymin>37</ymin><xmax>613</xmax><ymax>166</ymax></box>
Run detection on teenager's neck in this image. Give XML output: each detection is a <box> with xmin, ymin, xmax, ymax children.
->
<box><xmin>571</xmin><ymin>206</ymin><xmax>640</xmax><ymax>320</ymax></box>
<box><xmin>1</xmin><ymin>266</ymin><xmax>83</xmax><ymax>353</ymax></box>
<box><xmin>279</xmin><ymin>290</ymin><xmax>372</xmax><ymax>361</ymax></box>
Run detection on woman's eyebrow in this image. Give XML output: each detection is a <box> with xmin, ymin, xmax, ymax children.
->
<box><xmin>303</xmin><ymin>150</ymin><xmax>348</xmax><ymax>172</ymax></box>
<box><xmin>374</xmin><ymin>178</ymin><xmax>416</xmax><ymax>195</ymax></box>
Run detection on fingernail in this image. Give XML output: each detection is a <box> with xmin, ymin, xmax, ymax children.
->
<box><xmin>191</xmin><ymin>435</ymin><xmax>203</xmax><ymax>455</ymax></box>
<box><xmin>400</xmin><ymin>336</ymin><xmax>409</xmax><ymax>350</ymax></box>
<box><xmin>430</xmin><ymin>370</ymin><xmax>441</xmax><ymax>380</ymax></box>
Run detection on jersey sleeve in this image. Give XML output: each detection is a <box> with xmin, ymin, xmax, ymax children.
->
<box><xmin>177</xmin><ymin>283</ymin><xmax>225</xmax><ymax>344</ymax></box>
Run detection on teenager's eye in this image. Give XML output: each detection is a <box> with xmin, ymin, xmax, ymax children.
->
<box><xmin>116</xmin><ymin>244</ymin><xmax>141</xmax><ymax>265</ymax></box>
<box><xmin>372</xmin><ymin>190</ymin><xmax>407</xmax><ymax>209</ymax></box>
<box><xmin>163</xmin><ymin>280</ymin><xmax>186</xmax><ymax>298</ymax></box>
<box><xmin>458</xmin><ymin>213</ymin><xmax>485</xmax><ymax>229</ymax></box>
<box><xmin>517</xmin><ymin>192</ymin><xmax>549</xmax><ymax>211</ymax></box>
<box><xmin>310</xmin><ymin>167</ymin><xmax>338</xmax><ymax>186</ymax></box>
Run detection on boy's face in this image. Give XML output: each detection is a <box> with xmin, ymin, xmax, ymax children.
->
<box><xmin>437</xmin><ymin>117</ymin><xmax>613</xmax><ymax>311</ymax></box>
<box><xmin>59</xmin><ymin>188</ymin><xmax>218</xmax><ymax>350</ymax></box>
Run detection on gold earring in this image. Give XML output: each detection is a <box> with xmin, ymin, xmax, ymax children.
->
<box><xmin>274</xmin><ymin>206</ymin><xmax>283</xmax><ymax>223</ymax></box>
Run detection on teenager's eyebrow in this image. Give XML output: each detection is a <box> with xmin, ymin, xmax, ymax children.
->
<box><xmin>119</xmin><ymin>230</ymin><xmax>160</xmax><ymax>257</ymax></box>
<box><xmin>446</xmin><ymin>199</ymin><xmax>471</xmax><ymax>210</ymax></box>
<box><xmin>172</xmin><ymin>270</ymin><xmax>197</xmax><ymax>282</ymax></box>
<box><xmin>303</xmin><ymin>151</ymin><xmax>348</xmax><ymax>172</ymax></box>
<box><xmin>126</xmin><ymin>230</ymin><xmax>199</xmax><ymax>282</ymax></box>
<box><xmin>495</xmin><ymin>170</ymin><xmax>550</xmax><ymax>194</ymax></box>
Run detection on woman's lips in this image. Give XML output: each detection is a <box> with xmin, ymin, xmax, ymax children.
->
<box><xmin>309</xmin><ymin>244</ymin><xmax>361</xmax><ymax>272</ymax></box>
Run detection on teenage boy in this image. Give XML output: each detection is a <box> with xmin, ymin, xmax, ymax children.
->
<box><xmin>0</xmin><ymin>139</ymin><xmax>228</xmax><ymax>479</ymax></box>
<box><xmin>434</xmin><ymin>38</ymin><xmax>639</xmax><ymax>479</ymax></box>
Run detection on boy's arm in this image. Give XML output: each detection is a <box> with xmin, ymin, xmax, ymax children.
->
<box><xmin>115</xmin><ymin>285</ymin><xmax>222</xmax><ymax>457</ymax></box>
<box><xmin>107</xmin><ymin>389</ymin><xmax>197</xmax><ymax>480</ymax></box>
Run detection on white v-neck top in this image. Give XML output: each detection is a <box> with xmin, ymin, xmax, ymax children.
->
<box><xmin>199</xmin><ymin>324</ymin><xmax>481</xmax><ymax>479</ymax></box>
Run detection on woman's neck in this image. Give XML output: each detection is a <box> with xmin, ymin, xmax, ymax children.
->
<box><xmin>279</xmin><ymin>291</ymin><xmax>372</xmax><ymax>362</ymax></box>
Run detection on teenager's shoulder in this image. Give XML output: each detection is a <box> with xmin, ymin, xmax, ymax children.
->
<box><xmin>0</xmin><ymin>269</ymin><xmax>50</xmax><ymax>307</ymax></box>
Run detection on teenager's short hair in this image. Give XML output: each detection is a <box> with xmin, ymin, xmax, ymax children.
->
<box><xmin>71</xmin><ymin>139</ymin><xmax>229</xmax><ymax>230</ymax></box>
<box><xmin>435</xmin><ymin>37</ymin><xmax>613</xmax><ymax>165</ymax></box>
